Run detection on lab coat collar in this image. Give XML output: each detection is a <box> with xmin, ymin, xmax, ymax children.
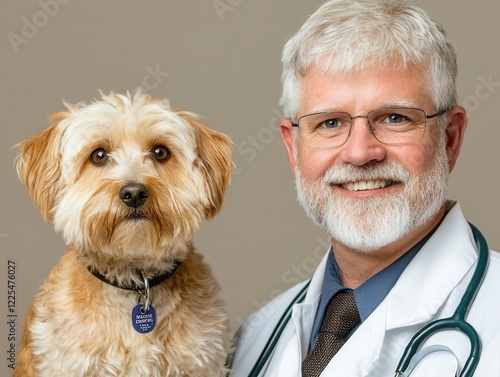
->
<box><xmin>291</xmin><ymin>247</ymin><xmax>330</xmax><ymax>357</ymax></box>
<box><xmin>384</xmin><ymin>201</ymin><xmax>477</xmax><ymax>329</ymax></box>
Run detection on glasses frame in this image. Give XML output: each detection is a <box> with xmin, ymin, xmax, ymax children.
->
<box><xmin>291</xmin><ymin>107</ymin><xmax>448</xmax><ymax>148</ymax></box>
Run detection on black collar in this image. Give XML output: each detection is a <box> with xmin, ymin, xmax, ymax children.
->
<box><xmin>88</xmin><ymin>260</ymin><xmax>182</xmax><ymax>291</ymax></box>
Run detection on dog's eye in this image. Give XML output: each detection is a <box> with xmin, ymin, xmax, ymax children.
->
<box><xmin>152</xmin><ymin>145</ymin><xmax>170</xmax><ymax>161</ymax></box>
<box><xmin>90</xmin><ymin>148</ymin><xmax>109</xmax><ymax>165</ymax></box>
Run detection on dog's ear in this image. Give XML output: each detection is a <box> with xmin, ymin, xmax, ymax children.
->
<box><xmin>178</xmin><ymin>112</ymin><xmax>233</xmax><ymax>219</ymax></box>
<box><xmin>15</xmin><ymin>113</ymin><xmax>67</xmax><ymax>223</ymax></box>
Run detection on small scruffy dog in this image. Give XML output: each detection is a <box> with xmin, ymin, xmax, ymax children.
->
<box><xmin>14</xmin><ymin>90</ymin><xmax>233</xmax><ymax>377</ymax></box>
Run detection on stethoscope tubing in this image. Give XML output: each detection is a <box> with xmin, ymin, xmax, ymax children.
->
<box><xmin>247</xmin><ymin>281</ymin><xmax>310</xmax><ymax>377</ymax></box>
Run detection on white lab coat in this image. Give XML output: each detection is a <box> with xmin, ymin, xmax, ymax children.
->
<box><xmin>230</xmin><ymin>202</ymin><xmax>500</xmax><ymax>376</ymax></box>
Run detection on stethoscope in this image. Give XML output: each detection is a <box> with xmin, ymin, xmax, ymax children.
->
<box><xmin>247</xmin><ymin>223</ymin><xmax>489</xmax><ymax>377</ymax></box>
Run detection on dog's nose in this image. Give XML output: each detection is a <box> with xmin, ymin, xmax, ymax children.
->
<box><xmin>119</xmin><ymin>183</ymin><xmax>149</xmax><ymax>208</ymax></box>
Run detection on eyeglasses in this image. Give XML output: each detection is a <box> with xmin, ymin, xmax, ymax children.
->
<box><xmin>291</xmin><ymin>108</ymin><xmax>447</xmax><ymax>148</ymax></box>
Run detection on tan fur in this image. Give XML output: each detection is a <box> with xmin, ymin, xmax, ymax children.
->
<box><xmin>177</xmin><ymin>112</ymin><xmax>233</xmax><ymax>219</ymax></box>
<box><xmin>15</xmin><ymin>113</ymin><xmax>68</xmax><ymax>222</ymax></box>
<box><xmin>14</xmin><ymin>91</ymin><xmax>233</xmax><ymax>376</ymax></box>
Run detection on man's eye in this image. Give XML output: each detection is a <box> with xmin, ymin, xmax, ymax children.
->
<box><xmin>386</xmin><ymin>114</ymin><xmax>405</xmax><ymax>123</ymax></box>
<box><xmin>320</xmin><ymin>118</ymin><xmax>341</xmax><ymax>129</ymax></box>
<box><xmin>90</xmin><ymin>148</ymin><xmax>109</xmax><ymax>165</ymax></box>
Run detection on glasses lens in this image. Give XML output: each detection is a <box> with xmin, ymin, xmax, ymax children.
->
<box><xmin>367</xmin><ymin>108</ymin><xmax>427</xmax><ymax>145</ymax></box>
<box><xmin>298</xmin><ymin>112</ymin><xmax>351</xmax><ymax>148</ymax></box>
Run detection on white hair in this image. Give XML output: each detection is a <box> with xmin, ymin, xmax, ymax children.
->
<box><xmin>280</xmin><ymin>0</ymin><xmax>458</xmax><ymax>121</ymax></box>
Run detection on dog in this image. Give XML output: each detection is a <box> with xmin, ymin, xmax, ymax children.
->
<box><xmin>14</xmin><ymin>90</ymin><xmax>233</xmax><ymax>377</ymax></box>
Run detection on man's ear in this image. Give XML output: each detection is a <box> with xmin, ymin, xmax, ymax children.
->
<box><xmin>444</xmin><ymin>105</ymin><xmax>467</xmax><ymax>173</ymax></box>
<box><xmin>280</xmin><ymin>118</ymin><xmax>298</xmax><ymax>178</ymax></box>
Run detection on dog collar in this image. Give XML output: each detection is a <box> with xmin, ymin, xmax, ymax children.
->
<box><xmin>87</xmin><ymin>260</ymin><xmax>182</xmax><ymax>291</ymax></box>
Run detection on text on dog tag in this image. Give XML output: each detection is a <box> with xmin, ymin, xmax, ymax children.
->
<box><xmin>131</xmin><ymin>304</ymin><xmax>156</xmax><ymax>334</ymax></box>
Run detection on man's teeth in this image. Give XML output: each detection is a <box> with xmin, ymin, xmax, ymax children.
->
<box><xmin>342</xmin><ymin>180</ymin><xmax>392</xmax><ymax>191</ymax></box>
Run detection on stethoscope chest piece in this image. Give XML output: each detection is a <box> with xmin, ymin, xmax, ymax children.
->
<box><xmin>394</xmin><ymin>345</ymin><xmax>460</xmax><ymax>376</ymax></box>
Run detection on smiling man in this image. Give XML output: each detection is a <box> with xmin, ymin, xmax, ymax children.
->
<box><xmin>229</xmin><ymin>1</ymin><xmax>500</xmax><ymax>376</ymax></box>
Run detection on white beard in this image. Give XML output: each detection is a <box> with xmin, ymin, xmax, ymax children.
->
<box><xmin>295</xmin><ymin>142</ymin><xmax>450</xmax><ymax>252</ymax></box>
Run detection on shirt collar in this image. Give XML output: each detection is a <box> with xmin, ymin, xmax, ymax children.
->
<box><xmin>323</xmin><ymin>230</ymin><xmax>435</xmax><ymax>320</ymax></box>
<box><xmin>309</xmin><ymin>227</ymin><xmax>438</xmax><ymax>351</ymax></box>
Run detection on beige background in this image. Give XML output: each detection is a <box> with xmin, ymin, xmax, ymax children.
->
<box><xmin>1</xmin><ymin>0</ymin><xmax>499</xmax><ymax>373</ymax></box>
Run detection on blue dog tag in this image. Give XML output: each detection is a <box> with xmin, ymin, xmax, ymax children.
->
<box><xmin>131</xmin><ymin>304</ymin><xmax>156</xmax><ymax>334</ymax></box>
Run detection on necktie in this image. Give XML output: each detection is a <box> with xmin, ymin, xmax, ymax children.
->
<box><xmin>302</xmin><ymin>291</ymin><xmax>361</xmax><ymax>377</ymax></box>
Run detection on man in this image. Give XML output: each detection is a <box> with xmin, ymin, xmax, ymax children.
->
<box><xmin>229</xmin><ymin>1</ymin><xmax>500</xmax><ymax>376</ymax></box>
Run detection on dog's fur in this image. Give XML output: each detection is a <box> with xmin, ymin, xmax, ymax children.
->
<box><xmin>14</xmin><ymin>91</ymin><xmax>233</xmax><ymax>376</ymax></box>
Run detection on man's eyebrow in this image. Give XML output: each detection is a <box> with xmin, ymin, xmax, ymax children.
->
<box><xmin>301</xmin><ymin>106</ymin><xmax>345</xmax><ymax>115</ymax></box>
<box><xmin>376</xmin><ymin>101</ymin><xmax>420</xmax><ymax>109</ymax></box>
<box><xmin>302</xmin><ymin>101</ymin><xmax>420</xmax><ymax>115</ymax></box>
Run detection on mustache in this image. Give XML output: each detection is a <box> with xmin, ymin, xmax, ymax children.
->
<box><xmin>320</xmin><ymin>160</ymin><xmax>410</xmax><ymax>185</ymax></box>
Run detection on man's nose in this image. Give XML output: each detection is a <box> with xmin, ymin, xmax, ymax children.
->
<box><xmin>339</xmin><ymin>117</ymin><xmax>387</xmax><ymax>166</ymax></box>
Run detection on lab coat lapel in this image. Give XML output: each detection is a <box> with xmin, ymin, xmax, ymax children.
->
<box><xmin>294</xmin><ymin>247</ymin><xmax>389</xmax><ymax>375</ymax></box>
<box><xmin>295</xmin><ymin>248</ymin><xmax>329</xmax><ymax>349</ymax></box>
<box><xmin>385</xmin><ymin>202</ymin><xmax>477</xmax><ymax>330</ymax></box>
<box><xmin>274</xmin><ymin>250</ymin><xmax>329</xmax><ymax>377</ymax></box>
<box><xmin>273</xmin><ymin>304</ymin><xmax>316</xmax><ymax>377</ymax></box>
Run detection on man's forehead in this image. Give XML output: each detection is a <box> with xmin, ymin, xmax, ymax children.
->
<box><xmin>298</xmin><ymin>63</ymin><xmax>432</xmax><ymax>113</ymax></box>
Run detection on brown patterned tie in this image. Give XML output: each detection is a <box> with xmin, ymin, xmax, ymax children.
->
<box><xmin>302</xmin><ymin>291</ymin><xmax>361</xmax><ymax>377</ymax></box>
